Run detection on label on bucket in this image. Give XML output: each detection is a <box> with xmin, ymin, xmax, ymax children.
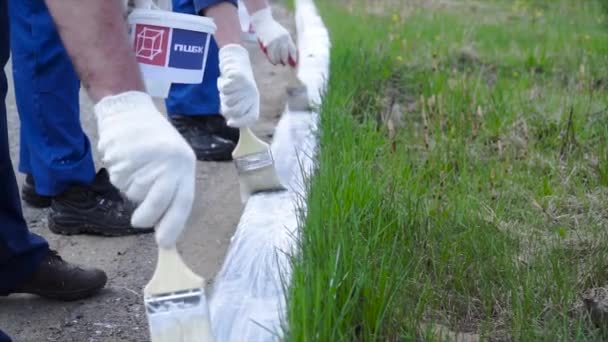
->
<box><xmin>134</xmin><ymin>24</ymin><xmax>171</xmax><ymax>66</ymax></box>
<box><xmin>133</xmin><ymin>23</ymin><xmax>210</xmax><ymax>84</ymax></box>
<box><xmin>169</xmin><ymin>29</ymin><xmax>207</xmax><ymax>70</ymax></box>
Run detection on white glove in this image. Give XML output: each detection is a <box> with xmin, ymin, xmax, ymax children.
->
<box><xmin>94</xmin><ymin>91</ymin><xmax>196</xmax><ymax>248</ymax></box>
<box><xmin>218</xmin><ymin>44</ymin><xmax>260</xmax><ymax>128</ymax></box>
<box><xmin>250</xmin><ymin>7</ymin><xmax>297</xmax><ymax>67</ymax></box>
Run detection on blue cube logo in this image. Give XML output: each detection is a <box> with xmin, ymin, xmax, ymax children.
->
<box><xmin>168</xmin><ymin>28</ymin><xmax>208</xmax><ymax>70</ymax></box>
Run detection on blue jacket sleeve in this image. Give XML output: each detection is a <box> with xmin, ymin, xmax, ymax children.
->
<box><xmin>193</xmin><ymin>0</ymin><xmax>238</xmax><ymax>14</ymax></box>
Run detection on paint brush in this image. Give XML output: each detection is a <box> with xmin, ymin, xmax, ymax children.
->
<box><xmin>232</xmin><ymin>127</ymin><xmax>285</xmax><ymax>202</ymax></box>
<box><xmin>144</xmin><ymin>247</ymin><xmax>214</xmax><ymax>342</ymax></box>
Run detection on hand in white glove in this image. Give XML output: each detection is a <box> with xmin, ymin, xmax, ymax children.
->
<box><xmin>250</xmin><ymin>8</ymin><xmax>297</xmax><ymax>67</ymax></box>
<box><xmin>94</xmin><ymin>91</ymin><xmax>196</xmax><ymax>248</ymax></box>
<box><xmin>218</xmin><ymin>44</ymin><xmax>260</xmax><ymax>128</ymax></box>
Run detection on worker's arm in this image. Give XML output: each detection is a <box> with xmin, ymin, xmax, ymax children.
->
<box><xmin>203</xmin><ymin>2</ymin><xmax>242</xmax><ymax>46</ymax></box>
<box><xmin>193</xmin><ymin>1</ymin><xmax>260</xmax><ymax>127</ymax></box>
<box><xmin>44</xmin><ymin>0</ymin><xmax>195</xmax><ymax>248</ymax></box>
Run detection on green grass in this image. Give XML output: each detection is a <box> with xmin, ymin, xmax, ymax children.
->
<box><xmin>286</xmin><ymin>0</ymin><xmax>608</xmax><ymax>340</ymax></box>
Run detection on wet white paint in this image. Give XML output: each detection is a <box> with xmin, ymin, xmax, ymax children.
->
<box><xmin>209</xmin><ymin>0</ymin><xmax>330</xmax><ymax>340</ymax></box>
<box><xmin>148</xmin><ymin>312</ymin><xmax>213</xmax><ymax>342</ymax></box>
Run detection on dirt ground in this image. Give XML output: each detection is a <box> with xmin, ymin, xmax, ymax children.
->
<box><xmin>0</xmin><ymin>4</ymin><xmax>296</xmax><ymax>341</ymax></box>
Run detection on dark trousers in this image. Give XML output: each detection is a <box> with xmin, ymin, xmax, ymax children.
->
<box><xmin>0</xmin><ymin>329</ymin><xmax>11</xmax><ymax>342</ymax></box>
<box><xmin>0</xmin><ymin>0</ymin><xmax>48</xmax><ymax>296</ymax></box>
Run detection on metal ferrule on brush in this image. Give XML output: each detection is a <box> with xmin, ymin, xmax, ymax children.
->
<box><xmin>233</xmin><ymin>150</ymin><xmax>275</xmax><ymax>174</ymax></box>
<box><xmin>145</xmin><ymin>289</ymin><xmax>205</xmax><ymax>314</ymax></box>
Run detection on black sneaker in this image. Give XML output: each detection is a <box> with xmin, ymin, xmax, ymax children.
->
<box><xmin>170</xmin><ymin>115</ymin><xmax>238</xmax><ymax>161</ymax></box>
<box><xmin>201</xmin><ymin>115</ymin><xmax>240</xmax><ymax>143</ymax></box>
<box><xmin>48</xmin><ymin>169</ymin><xmax>153</xmax><ymax>236</ymax></box>
<box><xmin>10</xmin><ymin>250</ymin><xmax>107</xmax><ymax>301</ymax></box>
<box><xmin>22</xmin><ymin>174</ymin><xmax>53</xmax><ymax>208</ymax></box>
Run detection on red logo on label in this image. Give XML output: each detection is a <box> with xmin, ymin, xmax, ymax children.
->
<box><xmin>134</xmin><ymin>24</ymin><xmax>170</xmax><ymax>66</ymax></box>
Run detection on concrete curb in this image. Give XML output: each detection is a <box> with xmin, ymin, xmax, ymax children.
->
<box><xmin>209</xmin><ymin>1</ymin><xmax>330</xmax><ymax>341</ymax></box>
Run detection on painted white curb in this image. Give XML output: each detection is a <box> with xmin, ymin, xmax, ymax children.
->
<box><xmin>209</xmin><ymin>0</ymin><xmax>330</xmax><ymax>341</ymax></box>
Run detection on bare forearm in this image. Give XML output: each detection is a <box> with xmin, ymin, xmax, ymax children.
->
<box><xmin>242</xmin><ymin>0</ymin><xmax>268</xmax><ymax>14</ymax></box>
<box><xmin>203</xmin><ymin>2</ymin><xmax>241</xmax><ymax>47</ymax></box>
<box><xmin>44</xmin><ymin>0</ymin><xmax>144</xmax><ymax>102</ymax></box>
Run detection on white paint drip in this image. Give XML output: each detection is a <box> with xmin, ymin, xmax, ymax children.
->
<box><xmin>209</xmin><ymin>0</ymin><xmax>330</xmax><ymax>341</ymax></box>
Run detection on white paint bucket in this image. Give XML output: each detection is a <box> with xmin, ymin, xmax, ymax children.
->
<box><xmin>127</xmin><ymin>9</ymin><xmax>217</xmax><ymax>97</ymax></box>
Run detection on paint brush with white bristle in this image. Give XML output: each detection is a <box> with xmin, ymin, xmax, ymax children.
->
<box><xmin>144</xmin><ymin>247</ymin><xmax>214</xmax><ymax>342</ymax></box>
<box><xmin>232</xmin><ymin>127</ymin><xmax>285</xmax><ymax>202</ymax></box>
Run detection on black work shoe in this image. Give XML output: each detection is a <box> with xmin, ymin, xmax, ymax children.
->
<box><xmin>48</xmin><ymin>169</ymin><xmax>153</xmax><ymax>236</ymax></box>
<box><xmin>170</xmin><ymin>115</ymin><xmax>237</xmax><ymax>161</ymax></box>
<box><xmin>11</xmin><ymin>250</ymin><xmax>107</xmax><ymax>301</ymax></box>
<box><xmin>22</xmin><ymin>174</ymin><xmax>53</xmax><ymax>208</ymax></box>
<box><xmin>201</xmin><ymin>115</ymin><xmax>240</xmax><ymax>143</ymax></box>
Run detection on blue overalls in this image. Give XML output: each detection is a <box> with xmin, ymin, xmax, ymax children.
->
<box><xmin>0</xmin><ymin>0</ymin><xmax>49</xmax><ymax>321</ymax></box>
<box><xmin>9</xmin><ymin>0</ymin><xmax>95</xmax><ymax>196</ymax></box>
<box><xmin>9</xmin><ymin>0</ymin><xmax>236</xmax><ymax>196</ymax></box>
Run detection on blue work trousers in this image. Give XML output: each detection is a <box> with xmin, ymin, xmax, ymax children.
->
<box><xmin>0</xmin><ymin>0</ymin><xmax>49</xmax><ymax>296</ymax></box>
<box><xmin>9</xmin><ymin>0</ymin><xmax>95</xmax><ymax>196</ymax></box>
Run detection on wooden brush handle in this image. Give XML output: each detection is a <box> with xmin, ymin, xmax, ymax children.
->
<box><xmin>233</xmin><ymin>127</ymin><xmax>269</xmax><ymax>157</ymax></box>
<box><xmin>144</xmin><ymin>247</ymin><xmax>204</xmax><ymax>296</ymax></box>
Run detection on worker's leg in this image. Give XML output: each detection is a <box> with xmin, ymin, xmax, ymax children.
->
<box><xmin>1</xmin><ymin>1</ymin><xmax>106</xmax><ymax>304</ymax></box>
<box><xmin>0</xmin><ymin>0</ymin><xmax>48</xmax><ymax>295</ymax></box>
<box><xmin>0</xmin><ymin>99</ymin><xmax>48</xmax><ymax>294</ymax></box>
<box><xmin>10</xmin><ymin>0</ymin><xmax>94</xmax><ymax>198</ymax></box>
<box><xmin>165</xmin><ymin>0</ymin><xmax>239</xmax><ymax>161</ymax></box>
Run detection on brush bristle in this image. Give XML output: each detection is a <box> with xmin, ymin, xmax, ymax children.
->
<box><xmin>148</xmin><ymin>313</ymin><xmax>213</xmax><ymax>342</ymax></box>
<box><xmin>146</xmin><ymin>290</ymin><xmax>214</xmax><ymax>342</ymax></box>
<box><xmin>238</xmin><ymin>165</ymin><xmax>286</xmax><ymax>202</ymax></box>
